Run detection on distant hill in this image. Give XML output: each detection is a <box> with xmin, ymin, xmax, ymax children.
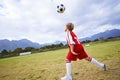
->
<box><xmin>0</xmin><ymin>29</ymin><xmax>120</xmax><ymax>52</ymax></box>
<box><xmin>55</xmin><ymin>29</ymin><xmax>120</xmax><ymax>44</ymax></box>
<box><xmin>80</xmin><ymin>29</ymin><xmax>120</xmax><ymax>41</ymax></box>
<box><xmin>0</xmin><ymin>39</ymin><xmax>41</xmax><ymax>52</ymax></box>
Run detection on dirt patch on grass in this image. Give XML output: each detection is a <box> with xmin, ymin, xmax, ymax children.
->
<box><xmin>110</xmin><ymin>68</ymin><xmax>120</xmax><ymax>73</ymax></box>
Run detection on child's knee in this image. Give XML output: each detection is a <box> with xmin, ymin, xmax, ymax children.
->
<box><xmin>85</xmin><ymin>57</ymin><xmax>92</xmax><ymax>62</ymax></box>
<box><xmin>66</xmin><ymin>59</ymin><xmax>71</xmax><ymax>63</ymax></box>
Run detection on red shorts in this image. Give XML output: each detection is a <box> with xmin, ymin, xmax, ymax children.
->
<box><xmin>66</xmin><ymin>44</ymin><xmax>88</xmax><ymax>61</ymax></box>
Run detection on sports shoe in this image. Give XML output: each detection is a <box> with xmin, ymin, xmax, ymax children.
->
<box><xmin>103</xmin><ymin>64</ymin><xmax>106</xmax><ymax>71</ymax></box>
<box><xmin>61</xmin><ymin>75</ymin><xmax>72</xmax><ymax>80</ymax></box>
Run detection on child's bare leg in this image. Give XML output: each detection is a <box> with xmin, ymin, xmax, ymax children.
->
<box><xmin>85</xmin><ymin>57</ymin><xmax>106</xmax><ymax>71</ymax></box>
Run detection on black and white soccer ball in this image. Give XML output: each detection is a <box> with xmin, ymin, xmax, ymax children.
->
<box><xmin>57</xmin><ymin>4</ymin><xmax>65</xmax><ymax>13</ymax></box>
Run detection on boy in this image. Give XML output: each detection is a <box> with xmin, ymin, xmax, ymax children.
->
<box><xmin>61</xmin><ymin>22</ymin><xmax>106</xmax><ymax>80</ymax></box>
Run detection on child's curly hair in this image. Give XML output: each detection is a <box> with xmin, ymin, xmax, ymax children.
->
<box><xmin>66</xmin><ymin>22</ymin><xmax>74</xmax><ymax>31</ymax></box>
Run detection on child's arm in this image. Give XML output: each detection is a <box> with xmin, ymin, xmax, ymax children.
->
<box><xmin>70</xmin><ymin>44</ymin><xmax>78</xmax><ymax>55</ymax></box>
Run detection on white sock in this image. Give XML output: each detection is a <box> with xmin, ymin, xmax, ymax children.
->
<box><xmin>66</xmin><ymin>63</ymin><xmax>72</xmax><ymax>77</ymax></box>
<box><xmin>91</xmin><ymin>58</ymin><xmax>104</xmax><ymax>68</ymax></box>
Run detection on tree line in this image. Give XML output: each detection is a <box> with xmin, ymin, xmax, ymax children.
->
<box><xmin>0</xmin><ymin>43</ymin><xmax>66</xmax><ymax>58</ymax></box>
<box><xmin>0</xmin><ymin>36</ymin><xmax>119</xmax><ymax>58</ymax></box>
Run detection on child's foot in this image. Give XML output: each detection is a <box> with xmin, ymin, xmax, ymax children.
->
<box><xmin>103</xmin><ymin>64</ymin><xmax>106</xmax><ymax>71</ymax></box>
<box><xmin>61</xmin><ymin>75</ymin><xmax>72</xmax><ymax>80</ymax></box>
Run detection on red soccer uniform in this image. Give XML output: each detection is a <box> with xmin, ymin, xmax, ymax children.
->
<box><xmin>66</xmin><ymin>31</ymin><xmax>88</xmax><ymax>61</ymax></box>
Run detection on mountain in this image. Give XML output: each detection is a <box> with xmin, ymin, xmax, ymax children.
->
<box><xmin>56</xmin><ymin>29</ymin><xmax>120</xmax><ymax>44</ymax></box>
<box><xmin>0</xmin><ymin>39</ymin><xmax>41</xmax><ymax>52</ymax></box>
<box><xmin>0</xmin><ymin>29</ymin><xmax>120</xmax><ymax>52</ymax></box>
<box><xmin>54</xmin><ymin>40</ymin><xmax>66</xmax><ymax>45</ymax></box>
<box><xmin>80</xmin><ymin>29</ymin><xmax>120</xmax><ymax>41</ymax></box>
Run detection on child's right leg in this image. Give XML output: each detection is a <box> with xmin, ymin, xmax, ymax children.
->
<box><xmin>85</xmin><ymin>57</ymin><xmax>106</xmax><ymax>71</ymax></box>
<box><xmin>61</xmin><ymin>59</ymin><xmax>72</xmax><ymax>80</ymax></box>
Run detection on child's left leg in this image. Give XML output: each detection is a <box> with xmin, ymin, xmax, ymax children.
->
<box><xmin>85</xmin><ymin>57</ymin><xmax>106</xmax><ymax>71</ymax></box>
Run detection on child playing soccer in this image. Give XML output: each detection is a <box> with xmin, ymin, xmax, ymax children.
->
<box><xmin>61</xmin><ymin>22</ymin><xmax>106</xmax><ymax>80</ymax></box>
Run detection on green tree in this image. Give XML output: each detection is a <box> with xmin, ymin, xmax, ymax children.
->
<box><xmin>93</xmin><ymin>39</ymin><xmax>99</xmax><ymax>42</ymax></box>
<box><xmin>13</xmin><ymin>48</ymin><xmax>23</xmax><ymax>56</ymax></box>
<box><xmin>1</xmin><ymin>49</ymin><xmax>8</xmax><ymax>57</ymax></box>
<box><xmin>85</xmin><ymin>40</ymin><xmax>91</xmax><ymax>43</ymax></box>
<box><xmin>23</xmin><ymin>47</ymin><xmax>35</xmax><ymax>52</ymax></box>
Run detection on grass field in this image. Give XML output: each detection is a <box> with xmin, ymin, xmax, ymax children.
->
<box><xmin>0</xmin><ymin>40</ymin><xmax>120</xmax><ymax>80</ymax></box>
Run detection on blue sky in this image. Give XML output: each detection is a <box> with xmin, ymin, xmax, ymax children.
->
<box><xmin>0</xmin><ymin>0</ymin><xmax>120</xmax><ymax>44</ymax></box>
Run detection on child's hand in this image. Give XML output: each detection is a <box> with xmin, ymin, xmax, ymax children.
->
<box><xmin>72</xmin><ymin>51</ymin><xmax>78</xmax><ymax>55</ymax></box>
<box><xmin>70</xmin><ymin>44</ymin><xmax>78</xmax><ymax>55</ymax></box>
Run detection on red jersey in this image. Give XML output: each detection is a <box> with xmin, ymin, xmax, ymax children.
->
<box><xmin>66</xmin><ymin>31</ymin><xmax>88</xmax><ymax>61</ymax></box>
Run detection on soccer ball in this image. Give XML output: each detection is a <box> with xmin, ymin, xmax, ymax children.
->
<box><xmin>57</xmin><ymin>4</ymin><xmax>65</xmax><ymax>13</ymax></box>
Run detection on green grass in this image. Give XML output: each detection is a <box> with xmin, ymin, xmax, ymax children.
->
<box><xmin>0</xmin><ymin>41</ymin><xmax>120</xmax><ymax>80</ymax></box>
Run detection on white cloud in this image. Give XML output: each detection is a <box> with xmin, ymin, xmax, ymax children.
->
<box><xmin>0</xmin><ymin>0</ymin><xmax>120</xmax><ymax>44</ymax></box>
